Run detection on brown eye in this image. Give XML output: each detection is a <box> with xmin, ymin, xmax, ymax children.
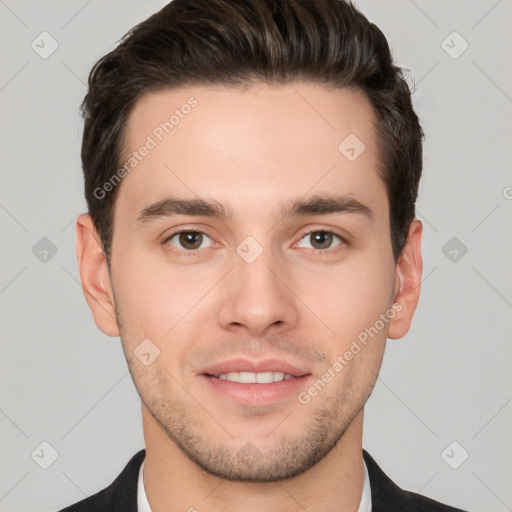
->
<box><xmin>167</xmin><ymin>231</ymin><xmax>212</xmax><ymax>251</ymax></box>
<box><xmin>298</xmin><ymin>230</ymin><xmax>342</xmax><ymax>250</ymax></box>
<box><xmin>310</xmin><ymin>231</ymin><xmax>332</xmax><ymax>249</ymax></box>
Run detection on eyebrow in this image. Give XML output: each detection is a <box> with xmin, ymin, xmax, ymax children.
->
<box><xmin>135</xmin><ymin>193</ymin><xmax>373</xmax><ymax>226</ymax></box>
<box><xmin>281</xmin><ymin>193</ymin><xmax>373</xmax><ymax>220</ymax></box>
<box><xmin>136</xmin><ymin>197</ymin><xmax>231</xmax><ymax>226</ymax></box>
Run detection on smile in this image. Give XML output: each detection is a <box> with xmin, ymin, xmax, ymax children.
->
<box><xmin>213</xmin><ymin>371</ymin><xmax>294</xmax><ymax>383</ymax></box>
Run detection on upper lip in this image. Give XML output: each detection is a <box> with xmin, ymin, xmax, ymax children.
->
<box><xmin>199</xmin><ymin>359</ymin><xmax>310</xmax><ymax>378</ymax></box>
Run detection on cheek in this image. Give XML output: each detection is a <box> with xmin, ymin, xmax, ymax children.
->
<box><xmin>111</xmin><ymin>250</ymin><xmax>177</xmax><ymax>337</ymax></box>
<box><xmin>111</xmin><ymin>248</ymin><xmax>221</xmax><ymax>341</ymax></box>
<box><xmin>298</xmin><ymin>258</ymin><xmax>395</xmax><ymax>344</ymax></box>
<box><xmin>310</xmin><ymin>265</ymin><xmax>392</xmax><ymax>396</ymax></box>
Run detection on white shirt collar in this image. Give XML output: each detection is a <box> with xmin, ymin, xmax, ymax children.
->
<box><xmin>137</xmin><ymin>458</ymin><xmax>152</xmax><ymax>512</ymax></box>
<box><xmin>137</xmin><ymin>455</ymin><xmax>372</xmax><ymax>511</ymax></box>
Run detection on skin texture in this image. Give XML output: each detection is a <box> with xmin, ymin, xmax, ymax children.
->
<box><xmin>76</xmin><ymin>83</ymin><xmax>423</xmax><ymax>511</ymax></box>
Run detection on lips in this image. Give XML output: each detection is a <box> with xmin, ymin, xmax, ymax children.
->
<box><xmin>199</xmin><ymin>358</ymin><xmax>310</xmax><ymax>379</ymax></box>
<box><xmin>199</xmin><ymin>359</ymin><xmax>313</xmax><ymax>406</ymax></box>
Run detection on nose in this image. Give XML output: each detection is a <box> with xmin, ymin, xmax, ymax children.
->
<box><xmin>217</xmin><ymin>246</ymin><xmax>300</xmax><ymax>338</ymax></box>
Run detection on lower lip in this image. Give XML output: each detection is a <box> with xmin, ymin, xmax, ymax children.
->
<box><xmin>200</xmin><ymin>374</ymin><xmax>312</xmax><ymax>406</ymax></box>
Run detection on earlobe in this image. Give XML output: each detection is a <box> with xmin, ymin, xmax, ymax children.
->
<box><xmin>76</xmin><ymin>214</ymin><xmax>120</xmax><ymax>337</ymax></box>
<box><xmin>388</xmin><ymin>220</ymin><xmax>423</xmax><ymax>340</ymax></box>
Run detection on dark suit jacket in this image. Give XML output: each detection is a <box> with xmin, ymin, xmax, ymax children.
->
<box><xmin>58</xmin><ymin>449</ymin><xmax>468</xmax><ymax>511</ymax></box>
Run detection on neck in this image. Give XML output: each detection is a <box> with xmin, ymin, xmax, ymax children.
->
<box><xmin>141</xmin><ymin>404</ymin><xmax>366</xmax><ymax>512</ymax></box>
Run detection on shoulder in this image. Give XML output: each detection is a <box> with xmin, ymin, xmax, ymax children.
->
<box><xmin>362</xmin><ymin>450</ymin><xmax>469</xmax><ymax>512</ymax></box>
<box><xmin>58</xmin><ymin>449</ymin><xmax>145</xmax><ymax>512</ymax></box>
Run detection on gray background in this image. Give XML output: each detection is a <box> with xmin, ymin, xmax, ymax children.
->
<box><xmin>1</xmin><ymin>0</ymin><xmax>511</xmax><ymax>511</ymax></box>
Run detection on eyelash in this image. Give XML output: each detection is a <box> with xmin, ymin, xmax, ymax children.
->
<box><xmin>163</xmin><ymin>228</ymin><xmax>349</xmax><ymax>256</ymax></box>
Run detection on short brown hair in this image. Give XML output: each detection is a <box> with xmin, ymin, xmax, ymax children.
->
<box><xmin>80</xmin><ymin>0</ymin><xmax>423</xmax><ymax>263</ymax></box>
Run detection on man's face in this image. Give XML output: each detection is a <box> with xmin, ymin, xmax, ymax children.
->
<box><xmin>104</xmin><ymin>83</ymin><xmax>400</xmax><ymax>480</ymax></box>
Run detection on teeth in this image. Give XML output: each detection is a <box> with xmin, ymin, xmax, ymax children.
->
<box><xmin>216</xmin><ymin>371</ymin><xmax>294</xmax><ymax>383</ymax></box>
<box><xmin>256</xmin><ymin>372</ymin><xmax>274</xmax><ymax>383</ymax></box>
<box><xmin>239</xmin><ymin>371</ymin><xmax>256</xmax><ymax>383</ymax></box>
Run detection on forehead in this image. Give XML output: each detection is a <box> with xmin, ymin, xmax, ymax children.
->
<box><xmin>116</xmin><ymin>82</ymin><xmax>386</xmax><ymax>221</ymax></box>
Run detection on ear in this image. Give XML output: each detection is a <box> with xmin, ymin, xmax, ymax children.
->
<box><xmin>76</xmin><ymin>213</ymin><xmax>120</xmax><ymax>337</ymax></box>
<box><xmin>388</xmin><ymin>219</ymin><xmax>423</xmax><ymax>339</ymax></box>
